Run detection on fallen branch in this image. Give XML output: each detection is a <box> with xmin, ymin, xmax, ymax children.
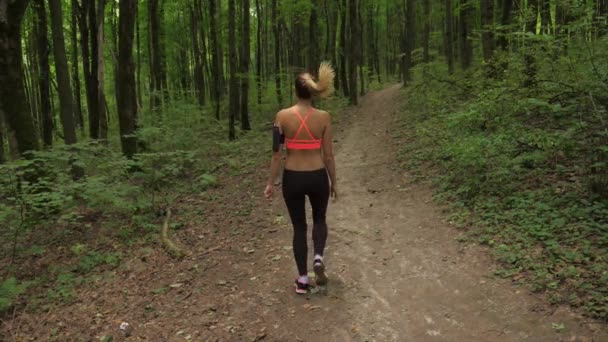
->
<box><xmin>161</xmin><ymin>208</ymin><xmax>187</xmax><ymax>259</ymax></box>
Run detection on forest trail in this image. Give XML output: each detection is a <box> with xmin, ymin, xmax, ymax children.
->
<box><xmin>269</xmin><ymin>84</ymin><xmax>608</xmax><ymax>341</ymax></box>
<box><xmin>4</xmin><ymin>85</ymin><xmax>608</xmax><ymax>342</ymax></box>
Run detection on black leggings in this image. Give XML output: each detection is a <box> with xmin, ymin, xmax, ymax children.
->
<box><xmin>282</xmin><ymin>168</ymin><xmax>330</xmax><ymax>276</ymax></box>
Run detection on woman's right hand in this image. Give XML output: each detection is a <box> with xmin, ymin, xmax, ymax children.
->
<box><xmin>330</xmin><ymin>184</ymin><xmax>338</xmax><ymax>200</ymax></box>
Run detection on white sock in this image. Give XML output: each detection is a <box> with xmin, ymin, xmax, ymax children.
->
<box><xmin>298</xmin><ymin>275</ymin><xmax>309</xmax><ymax>284</ymax></box>
<box><xmin>314</xmin><ymin>254</ymin><xmax>323</xmax><ymax>262</ymax></box>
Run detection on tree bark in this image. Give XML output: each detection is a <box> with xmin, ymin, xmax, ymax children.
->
<box><xmin>228</xmin><ymin>0</ymin><xmax>238</xmax><ymax>140</ymax></box>
<box><xmin>148</xmin><ymin>0</ymin><xmax>163</xmax><ymax>111</ymax></box>
<box><xmin>348</xmin><ymin>0</ymin><xmax>360</xmax><ymax>104</ymax></box>
<box><xmin>78</xmin><ymin>0</ymin><xmax>99</xmax><ymax>139</ymax></box>
<box><xmin>540</xmin><ymin>0</ymin><xmax>551</xmax><ymax>34</ymax></box>
<box><xmin>0</xmin><ymin>0</ymin><xmax>39</xmax><ymax>155</ymax></box>
<box><xmin>190</xmin><ymin>0</ymin><xmax>205</xmax><ymax>107</ymax></box>
<box><xmin>423</xmin><ymin>0</ymin><xmax>430</xmax><ymax>64</ymax></box>
<box><xmin>71</xmin><ymin>0</ymin><xmax>84</xmax><ymax>132</ymax></box>
<box><xmin>308</xmin><ymin>0</ymin><xmax>319</xmax><ymax>71</ymax></box>
<box><xmin>459</xmin><ymin>0</ymin><xmax>473</xmax><ymax>69</ymax></box>
<box><xmin>240</xmin><ymin>0</ymin><xmax>251</xmax><ymax>130</ymax></box>
<box><xmin>339</xmin><ymin>0</ymin><xmax>349</xmax><ymax>97</ymax></box>
<box><xmin>97</xmin><ymin>0</ymin><xmax>107</xmax><ymax>141</ymax></box>
<box><xmin>117</xmin><ymin>0</ymin><xmax>137</xmax><ymax>158</ymax></box>
<box><xmin>0</xmin><ymin>110</ymin><xmax>6</xmax><ymax>163</ymax></box>
<box><xmin>33</xmin><ymin>0</ymin><xmax>53</xmax><ymax>147</ymax></box>
<box><xmin>525</xmin><ymin>0</ymin><xmax>538</xmax><ymax>34</ymax></box>
<box><xmin>271</xmin><ymin>0</ymin><xmax>283</xmax><ymax>108</ymax></box>
<box><xmin>404</xmin><ymin>0</ymin><xmax>415</xmax><ymax>83</ymax></box>
<box><xmin>49</xmin><ymin>0</ymin><xmax>78</xmax><ymax>145</ymax></box>
<box><xmin>480</xmin><ymin>0</ymin><xmax>495</xmax><ymax>62</ymax></box>
<box><xmin>255</xmin><ymin>0</ymin><xmax>263</xmax><ymax>105</ymax></box>
<box><xmin>209</xmin><ymin>0</ymin><xmax>223</xmax><ymax>118</ymax></box>
<box><xmin>497</xmin><ymin>0</ymin><xmax>513</xmax><ymax>50</ymax></box>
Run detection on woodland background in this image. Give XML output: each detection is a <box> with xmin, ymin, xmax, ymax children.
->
<box><xmin>0</xmin><ymin>0</ymin><xmax>607</xmax><ymax>323</ymax></box>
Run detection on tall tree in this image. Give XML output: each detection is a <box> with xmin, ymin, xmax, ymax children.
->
<box><xmin>480</xmin><ymin>0</ymin><xmax>495</xmax><ymax>62</ymax></box>
<box><xmin>404</xmin><ymin>0</ymin><xmax>415</xmax><ymax>83</ymax></box>
<box><xmin>97</xmin><ymin>0</ymin><xmax>108</xmax><ymax>140</ymax></box>
<box><xmin>190</xmin><ymin>0</ymin><xmax>205</xmax><ymax>107</ymax></box>
<box><xmin>423</xmin><ymin>0</ymin><xmax>430</xmax><ymax>65</ymax></box>
<box><xmin>148</xmin><ymin>0</ymin><xmax>163</xmax><ymax>111</ymax></box>
<box><xmin>240</xmin><ymin>0</ymin><xmax>251</xmax><ymax>130</ymax></box>
<box><xmin>49</xmin><ymin>0</ymin><xmax>78</xmax><ymax>145</ymax></box>
<box><xmin>255</xmin><ymin>0</ymin><xmax>263</xmax><ymax>105</ymax></box>
<box><xmin>0</xmin><ymin>0</ymin><xmax>39</xmax><ymax>155</ymax></box>
<box><xmin>228</xmin><ymin>0</ymin><xmax>238</xmax><ymax>140</ymax></box>
<box><xmin>308</xmin><ymin>0</ymin><xmax>319</xmax><ymax>71</ymax></box>
<box><xmin>338</xmin><ymin>0</ymin><xmax>349</xmax><ymax>97</ymax></box>
<box><xmin>117</xmin><ymin>0</ymin><xmax>138</xmax><ymax>158</ymax></box>
<box><xmin>497</xmin><ymin>0</ymin><xmax>513</xmax><ymax>50</ymax></box>
<box><xmin>444</xmin><ymin>0</ymin><xmax>454</xmax><ymax>73</ymax></box>
<box><xmin>33</xmin><ymin>0</ymin><xmax>53</xmax><ymax>147</ymax></box>
<box><xmin>271</xmin><ymin>0</ymin><xmax>283</xmax><ymax>108</ymax></box>
<box><xmin>209</xmin><ymin>0</ymin><xmax>223</xmax><ymax>118</ymax></box>
<box><xmin>459</xmin><ymin>0</ymin><xmax>473</xmax><ymax>69</ymax></box>
<box><xmin>71</xmin><ymin>0</ymin><xmax>84</xmax><ymax>131</ymax></box>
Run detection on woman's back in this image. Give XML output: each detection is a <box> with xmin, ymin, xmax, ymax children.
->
<box><xmin>278</xmin><ymin>104</ymin><xmax>330</xmax><ymax>171</ymax></box>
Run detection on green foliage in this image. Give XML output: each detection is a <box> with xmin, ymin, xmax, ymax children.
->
<box><xmin>400</xmin><ymin>36</ymin><xmax>608</xmax><ymax>319</ymax></box>
<box><xmin>0</xmin><ymin>277</ymin><xmax>28</xmax><ymax>313</ymax></box>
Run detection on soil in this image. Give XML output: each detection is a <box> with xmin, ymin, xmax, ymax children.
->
<box><xmin>2</xmin><ymin>85</ymin><xmax>607</xmax><ymax>341</ymax></box>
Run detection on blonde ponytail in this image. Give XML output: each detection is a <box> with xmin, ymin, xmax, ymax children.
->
<box><xmin>302</xmin><ymin>61</ymin><xmax>335</xmax><ymax>99</ymax></box>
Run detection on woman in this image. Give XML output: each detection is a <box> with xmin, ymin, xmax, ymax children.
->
<box><xmin>264</xmin><ymin>62</ymin><xmax>337</xmax><ymax>294</ymax></box>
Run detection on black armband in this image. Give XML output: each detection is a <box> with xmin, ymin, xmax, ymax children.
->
<box><xmin>272</xmin><ymin>126</ymin><xmax>284</xmax><ymax>152</ymax></box>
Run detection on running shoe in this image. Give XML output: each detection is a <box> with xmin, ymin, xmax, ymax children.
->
<box><xmin>294</xmin><ymin>279</ymin><xmax>309</xmax><ymax>294</ymax></box>
<box><xmin>313</xmin><ymin>259</ymin><xmax>328</xmax><ymax>285</ymax></box>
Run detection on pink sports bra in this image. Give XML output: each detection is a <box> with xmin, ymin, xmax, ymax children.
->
<box><xmin>285</xmin><ymin>108</ymin><xmax>322</xmax><ymax>150</ymax></box>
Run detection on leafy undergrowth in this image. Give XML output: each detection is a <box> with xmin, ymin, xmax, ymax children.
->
<box><xmin>0</xmin><ymin>94</ymin><xmax>349</xmax><ymax>319</ymax></box>
<box><xmin>397</xmin><ymin>37</ymin><xmax>608</xmax><ymax>320</ymax></box>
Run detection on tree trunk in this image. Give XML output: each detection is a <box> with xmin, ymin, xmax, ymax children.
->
<box><xmin>348</xmin><ymin>0</ymin><xmax>359</xmax><ymax>104</ymax></box>
<box><xmin>97</xmin><ymin>0</ymin><xmax>108</xmax><ymax>141</ymax></box>
<box><xmin>78</xmin><ymin>0</ymin><xmax>99</xmax><ymax>139</ymax></box>
<box><xmin>497</xmin><ymin>0</ymin><xmax>513</xmax><ymax>50</ymax></box>
<box><xmin>480</xmin><ymin>0</ymin><xmax>495</xmax><ymax>62</ymax></box>
<box><xmin>240</xmin><ymin>0</ymin><xmax>251</xmax><ymax>130</ymax></box>
<box><xmin>117</xmin><ymin>0</ymin><xmax>137</xmax><ymax>158</ymax></box>
<box><xmin>209</xmin><ymin>0</ymin><xmax>222</xmax><ymax>118</ymax></box>
<box><xmin>404</xmin><ymin>0</ymin><xmax>415</xmax><ymax>83</ymax></box>
<box><xmin>149</xmin><ymin>0</ymin><xmax>163</xmax><ymax>111</ymax></box>
<box><xmin>271</xmin><ymin>0</ymin><xmax>283</xmax><ymax>108</ymax></box>
<box><xmin>423</xmin><ymin>0</ymin><xmax>430</xmax><ymax>64</ymax></box>
<box><xmin>71</xmin><ymin>0</ymin><xmax>84</xmax><ymax>132</ymax></box>
<box><xmin>228</xmin><ymin>0</ymin><xmax>238</xmax><ymax>140</ymax></box>
<box><xmin>33</xmin><ymin>0</ymin><xmax>53</xmax><ymax>147</ymax></box>
<box><xmin>136</xmin><ymin>1</ymin><xmax>142</xmax><ymax>111</ymax></box>
<box><xmin>308</xmin><ymin>0</ymin><xmax>319</xmax><ymax>71</ymax></box>
<box><xmin>459</xmin><ymin>0</ymin><xmax>473</xmax><ymax>69</ymax></box>
<box><xmin>540</xmin><ymin>0</ymin><xmax>551</xmax><ymax>34</ymax></box>
<box><xmin>526</xmin><ymin>0</ymin><xmax>538</xmax><ymax>34</ymax></box>
<box><xmin>339</xmin><ymin>0</ymin><xmax>349</xmax><ymax>98</ymax></box>
<box><xmin>0</xmin><ymin>0</ymin><xmax>40</xmax><ymax>155</ymax></box>
<box><xmin>0</xmin><ymin>110</ymin><xmax>6</xmax><ymax>163</ymax></box>
<box><xmin>256</xmin><ymin>0</ymin><xmax>263</xmax><ymax>105</ymax></box>
<box><xmin>190</xmin><ymin>0</ymin><xmax>205</xmax><ymax>107</ymax></box>
<box><xmin>49</xmin><ymin>0</ymin><xmax>78</xmax><ymax>145</ymax></box>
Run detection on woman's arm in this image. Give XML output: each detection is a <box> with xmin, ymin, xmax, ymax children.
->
<box><xmin>265</xmin><ymin>113</ymin><xmax>284</xmax><ymax>198</ymax></box>
<box><xmin>322</xmin><ymin>113</ymin><xmax>337</xmax><ymax>198</ymax></box>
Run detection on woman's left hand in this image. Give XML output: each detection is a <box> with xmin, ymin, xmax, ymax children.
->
<box><xmin>264</xmin><ymin>183</ymin><xmax>274</xmax><ymax>199</ymax></box>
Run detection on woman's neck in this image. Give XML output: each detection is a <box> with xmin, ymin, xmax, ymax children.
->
<box><xmin>296</xmin><ymin>98</ymin><xmax>312</xmax><ymax>107</ymax></box>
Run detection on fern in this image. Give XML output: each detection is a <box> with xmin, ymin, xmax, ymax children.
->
<box><xmin>0</xmin><ymin>277</ymin><xmax>28</xmax><ymax>313</ymax></box>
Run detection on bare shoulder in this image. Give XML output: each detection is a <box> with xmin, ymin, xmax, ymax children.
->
<box><xmin>316</xmin><ymin>109</ymin><xmax>331</xmax><ymax>123</ymax></box>
<box><xmin>275</xmin><ymin>108</ymin><xmax>289</xmax><ymax>123</ymax></box>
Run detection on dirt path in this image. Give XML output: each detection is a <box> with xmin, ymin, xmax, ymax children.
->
<box><xmin>4</xmin><ymin>85</ymin><xmax>607</xmax><ymax>342</ymax></box>
<box><xmin>271</xmin><ymin>84</ymin><xmax>608</xmax><ymax>341</ymax></box>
